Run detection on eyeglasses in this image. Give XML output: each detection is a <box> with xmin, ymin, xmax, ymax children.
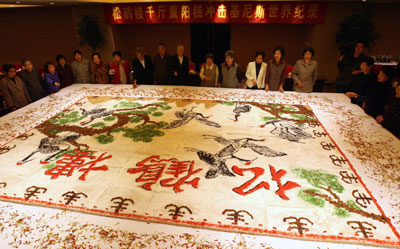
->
<box><xmin>8</xmin><ymin>70</ymin><xmax>16</xmax><ymax>73</ymax></box>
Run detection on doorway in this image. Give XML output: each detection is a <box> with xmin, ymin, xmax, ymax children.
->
<box><xmin>190</xmin><ymin>23</ymin><xmax>231</xmax><ymax>71</ymax></box>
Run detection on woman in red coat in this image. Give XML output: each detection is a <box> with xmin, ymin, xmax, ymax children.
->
<box><xmin>109</xmin><ymin>51</ymin><xmax>132</xmax><ymax>85</ymax></box>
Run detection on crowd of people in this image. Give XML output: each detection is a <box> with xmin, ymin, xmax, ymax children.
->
<box><xmin>335</xmin><ymin>40</ymin><xmax>400</xmax><ymax>137</ymax></box>
<box><xmin>0</xmin><ymin>41</ymin><xmax>398</xmax><ymax>137</ymax></box>
<box><xmin>0</xmin><ymin>43</ymin><xmax>319</xmax><ymax>107</ymax></box>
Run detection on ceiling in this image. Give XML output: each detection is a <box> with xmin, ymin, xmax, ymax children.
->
<box><xmin>0</xmin><ymin>0</ymin><xmax>399</xmax><ymax>8</ymax></box>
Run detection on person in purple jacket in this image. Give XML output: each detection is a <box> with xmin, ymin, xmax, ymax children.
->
<box><xmin>44</xmin><ymin>62</ymin><xmax>61</xmax><ymax>94</ymax></box>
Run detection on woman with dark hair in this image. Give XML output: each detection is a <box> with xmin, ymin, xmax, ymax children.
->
<box><xmin>365</xmin><ymin>66</ymin><xmax>395</xmax><ymax>118</ymax></box>
<box><xmin>91</xmin><ymin>53</ymin><xmax>110</xmax><ymax>84</ymax></box>
<box><xmin>109</xmin><ymin>50</ymin><xmax>132</xmax><ymax>84</ymax></box>
<box><xmin>71</xmin><ymin>50</ymin><xmax>91</xmax><ymax>83</ymax></box>
<box><xmin>0</xmin><ymin>64</ymin><xmax>31</xmax><ymax>111</ymax></box>
<box><xmin>44</xmin><ymin>62</ymin><xmax>61</xmax><ymax>94</ymax></box>
<box><xmin>245</xmin><ymin>51</ymin><xmax>267</xmax><ymax>89</ymax></box>
<box><xmin>55</xmin><ymin>54</ymin><xmax>74</xmax><ymax>88</ymax></box>
<box><xmin>265</xmin><ymin>46</ymin><xmax>286</xmax><ymax>92</ymax></box>
<box><xmin>292</xmin><ymin>47</ymin><xmax>318</xmax><ymax>93</ymax></box>
<box><xmin>199</xmin><ymin>53</ymin><xmax>219</xmax><ymax>87</ymax></box>
<box><xmin>20</xmin><ymin>58</ymin><xmax>47</xmax><ymax>101</ymax></box>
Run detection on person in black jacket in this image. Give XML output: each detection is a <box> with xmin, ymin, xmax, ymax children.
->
<box><xmin>170</xmin><ymin>45</ymin><xmax>189</xmax><ymax>85</ymax></box>
<box><xmin>376</xmin><ymin>84</ymin><xmax>400</xmax><ymax>138</ymax></box>
<box><xmin>365</xmin><ymin>66</ymin><xmax>395</xmax><ymax>118</ymax></box>
<box><xmin>336</xmin><ymin>40</ymin><xmax>369</xmax><ymax>93</ymax></box>
<box><xmin>345</xmin><ymin>57</ymin><xmax>377</xmax><ymax>107</ymax></box>
<box><xmin>153</xmin><ymin>42</ymin><xmax>172</xmax><ymax>85</ymax></box>
<box><xmin>132</xmin><ymin>47</ymin><xmax>153</xmax><ymax>87</ymax></box>
<box><xmin>20</xmin><ymin>58</ymin><xmax>47</xmax><ymax>101</ymax></box>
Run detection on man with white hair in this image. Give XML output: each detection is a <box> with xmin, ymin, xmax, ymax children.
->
<box><xmin>170</xmin><ymin>45</ymin><xmax>189</xmax><ymax>85</ymax></box>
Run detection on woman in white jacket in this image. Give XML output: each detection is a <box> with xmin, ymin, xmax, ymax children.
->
<box><xmin>245</xmin><ymin>51</ymin><xmax>267</xmax><ymax>89</ymax></box>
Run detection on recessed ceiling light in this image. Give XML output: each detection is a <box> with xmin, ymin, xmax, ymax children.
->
<box><xmin>50</xmin><ymin>2</ymin><xmax>55</xmax><ymax>5</ymax></box>
<box><xmin>16</xmin><ymin>1</ymin><xmax>21</xmax><ymax>3</ymax></box>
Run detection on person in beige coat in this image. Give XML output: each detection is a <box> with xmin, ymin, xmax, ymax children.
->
<box><xmin>245</xmin><ymin>51</ymin><xmax>267</xmax><ymax>89</ymax></box>
<box><xmin>292</xmin><ymin>47</ymin><xmax>318</xmax><ymax>93</ymax></box>
<box><xmin>0</xmin><ymin>64</ymin><xmax>32</xmax><ymax>111</ymax></box>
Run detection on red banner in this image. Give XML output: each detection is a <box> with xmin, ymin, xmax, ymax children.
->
<box><xmin>104</xmin><ymin>1</ymin><xmax>327</xmax><ymax>25</ymax></box>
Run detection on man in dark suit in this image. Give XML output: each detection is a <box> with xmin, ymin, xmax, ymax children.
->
<box><xmin>170</xmin><ymin>45</ymin><xmax>189</xmax><ymax>85</ymax></box>
<box><xmin>153</xmin><ymin>42</ymin><xmax>172</xmax><ymax>85</ymax></box>
<box><xmin>132</xmin><ymin>47</ymin><xmax>153</xmax><ymax>87</ymax></box>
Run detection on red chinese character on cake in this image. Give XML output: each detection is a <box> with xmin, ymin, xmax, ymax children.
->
<box><xmin>232</xmin><ymin>164</ymin><xmax>300</xmax><ymax>200</ymax></box>
<box><xmin>45</xmin><ymin>149</ymin><xmax>111</xmax><ymax>181</ymax></box>
<box><xmin>128</xmin><ymin>155</ymin><xmax>202</xmax><ymax>193</ymax></box>
<box><xmin>269</xmin><ymin>165</ymin><xmax>301</xmax><ymax>200</ymax></box>
<box><xmin>232</xmin><ymin>166</ymin><xmax>270</xmax><ymax>195</ymax></box>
